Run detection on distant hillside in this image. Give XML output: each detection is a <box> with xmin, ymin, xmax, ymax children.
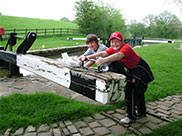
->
<box><xmin>0</xmin><ymin>15</ymin><xmax>78</xmax><ymax>29</ymax></box>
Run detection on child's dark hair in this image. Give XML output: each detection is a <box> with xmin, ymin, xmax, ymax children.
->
<box><xmin>86</xmin><ymin>34</ymin><xmax>98</xmax><ymax>44</ymax></box>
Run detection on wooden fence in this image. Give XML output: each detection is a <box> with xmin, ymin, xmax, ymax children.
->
<box><xmin>4</xmin><ymin>28</ymin><xmax>82</xmax><ymax>36</ymax></box>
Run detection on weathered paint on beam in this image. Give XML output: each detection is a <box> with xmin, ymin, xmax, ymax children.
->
<box><xmin>17</xmin><ymin>54</ymin><xmax>71</xmax><ymax>88</ymax></box>
<box><xmin>17</xmin><ymin>54</ymin><xmax>126</xmax><ymax>104</ymax></box>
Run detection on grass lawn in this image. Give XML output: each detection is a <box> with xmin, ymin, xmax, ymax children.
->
<box><xmin>134</xmin><ymin>43</ymin><xmax>182</xmax><ymax>102</ymax></box>
<box><xmin>0</xmin><ymin>15</ymin><xmax>78</xmax><ymax>30</ymax></box>
<box><xmin>121</xmin><ymin>119</ymin><xmax>182</xmax><ymax>136</ymax></box>
<box><xmin>0</xmin><ymin>93</ymin><xmax>124</xmax><ymax>132</ymax></box>
<box><xmin>0</xmin><ymin>42</ymin><xmax>182</xmax><ymax>134</ymax></box>
<box><xmin>143</xmin><ymin>119</ymin><xmax>182</xmax><ymax>136</ymax></box>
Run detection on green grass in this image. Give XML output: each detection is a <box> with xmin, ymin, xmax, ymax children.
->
<box><xmin>29</xmin><ymin>35</ymin><xmax>86</xmax><ymax>50</ymax></box>
<box><xmin>133</xmin><ymin>43</ymin><xmax>182</xmax><ymax>102</ymax></box>
<box><xmin>120</xmin><ymin>120</ymin><xmax>182</xmax><ymax>136</ymax></box>
<box><xmin>0</xmin><ymin>15</ymin><xmax>78</xmax><ymax>29</ymax></box>
<box><xmin>0</xmin><ymin>93</ymin><xmax>125</xmax><ymax>132</ymax></box>
<box><xmin>143</xmin><ymin>120</ymin><xmax>182</xmax><ymax>136</ymax></box>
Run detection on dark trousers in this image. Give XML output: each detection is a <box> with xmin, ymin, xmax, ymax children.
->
<box><xmin>109</xmin><ymin>61</ymin><xmax>125</xmax><ymax>75</ymax></box>
<box><xmin>125</xmin><ymin>81</ymin><xmax>147</xmax><ymax>120</ymax></box>
<box><xmin>124</xmin><ymin>58</ymin><xmax>153</xmax><ymax>120</ymax></box>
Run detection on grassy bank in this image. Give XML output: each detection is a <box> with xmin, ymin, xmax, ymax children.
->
<box><xmin>0</xmin><ymin>15</ymin><xmax>78</xmax><ymax>29</ymax></box>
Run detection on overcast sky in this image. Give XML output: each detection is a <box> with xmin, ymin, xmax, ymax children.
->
<box><xmin>0</xmin><ymin>0</ymin><xmax>181</xmax><ymax>23</ymax></box>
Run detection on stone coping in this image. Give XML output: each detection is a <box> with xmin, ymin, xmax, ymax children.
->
<box><xmin>27</xmin><ymin>45</ymin><xmax>87</xmax><ymax>57</ymax></box>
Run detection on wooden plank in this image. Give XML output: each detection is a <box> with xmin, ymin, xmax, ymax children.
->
<box><xmin>17</xmin><ymin>54</ymin><xmax>126</xmax><ymax>104</ymax></box>
<box><xmin>17</xmin><ymin>54</ymin><xmax>71</xmax><ymax>88</ymax></box>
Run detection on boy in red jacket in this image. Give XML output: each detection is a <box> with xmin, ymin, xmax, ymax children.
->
<box><xmin>82</xmin><ymin>32</ymin><xmax>154</xmax><ymax>123</ymax></box>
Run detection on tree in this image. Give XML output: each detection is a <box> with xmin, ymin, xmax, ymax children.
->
<box><xmin>142</xmin><ymin>14</ymin><xmax>155</xmax><ymax>27</ymax></box>
<box><xmin>74</xmin><ymin>0</ymin><xmax>97</xmax><ymax>35</ymax></box>
<box><xmin>74</xmin><ymin>0</ymin><xmax>126</xmax><ymax>38</ymax></box>
<box><xmin>103</xmin><ymin>5</ymin><xmax>126</xmax><ymax>38</ymax></box>
<box><xmin>142</xmin><ymin>14</ymin><xmax>155</xmax><ymax>37</ymax></box>
<box><xmin>128</xmin><ymin>11</ymin><xmax>182</xmax><ymax>39</ymax></box>
<box><xmin>60</xmin><ymin>17</ymin><xmax>70</xmax><ymax>22</ymax></box>
<box><xmin>128</xmin><ymin>21</ymin><xmax>146</xmax><ymax>37</ymax></box>
<box><xmin>152</xmin><ymin>11</ymin><xmax>182</xmax><ymax>39</ymax></box>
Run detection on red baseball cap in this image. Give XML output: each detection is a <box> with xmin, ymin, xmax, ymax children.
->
<box><xmin>109</xmin><ymin>32</ymin><xmax>124</xmax><ymax>41</ymax></box>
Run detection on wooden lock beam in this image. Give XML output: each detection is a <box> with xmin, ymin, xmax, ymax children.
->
<box><xmin>17</xmin><ymin>54</ymin><xmax>126</xmax><ymax>104</ymax></box>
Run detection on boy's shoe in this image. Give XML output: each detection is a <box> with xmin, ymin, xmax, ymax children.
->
<box><xmin>136</xmin><ymin>110</ymin><xmax>147</xmax><ymax>118</ymax></box>
<box><xmin>120</xmin><ymin>117</ymin><xmax>133</xmax><ymax>124</ymax></box>
<box><xmin>137</xmin><ymin>113</ymin><xmax>147</xmax><ymax>118</ymax></box>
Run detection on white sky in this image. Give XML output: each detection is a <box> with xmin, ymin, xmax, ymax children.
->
<box><xmin>0</xmin><ymin>0</ymin><xmax>181</xmax><ymax>23</ymax></box>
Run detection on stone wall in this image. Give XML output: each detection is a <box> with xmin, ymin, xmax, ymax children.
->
<box><xmin>27</xmin><ymin>45</ymin><xmax>87</xmax><ymax>57</ymax></box>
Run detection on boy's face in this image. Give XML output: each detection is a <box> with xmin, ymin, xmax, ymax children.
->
<box><xmin>110</xmin><ymin>39</ymin><xmax>123</xmax><ymax>51</ymax></box>
<box><xmin>87</xmin><ymin>41</ymin><xmax>98</xmax><ymax>51</ymax></box>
